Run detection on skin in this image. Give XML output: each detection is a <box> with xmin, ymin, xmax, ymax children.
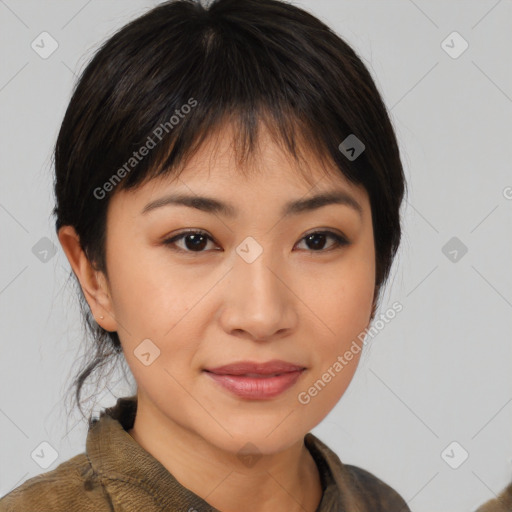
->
<box><xmin>59</xmin><ymin>122</ymin><xmax>377</xmax><ymax>512</ymax></box>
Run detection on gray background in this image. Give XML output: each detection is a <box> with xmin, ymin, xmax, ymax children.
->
<box><xmin>1</xmin><ymin>1</ymin><xmax>511</xmax><ymax>510</ymax></box>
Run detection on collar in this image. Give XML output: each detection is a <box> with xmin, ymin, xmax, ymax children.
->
<box><xmin>86</xmin><ymin>395</ymin><xmax>364</xmax><ymax>512</ymax></box>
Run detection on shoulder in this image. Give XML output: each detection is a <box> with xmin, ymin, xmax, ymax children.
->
<box><xmin>305</xmin><ymin>433</ymin><xmax>410</xmax><ymax>511</ymax></box>
<box><xmin>475</xmin><ymin>481</ymin><xmax>512</xmax><ymax>512</ymax></box>
<box><xmin>0</xmin><ymin>453</ymin><xmax>112</xmax><ymax>512</ymax></box>
<box><xmin>343</xmin><ymin>464</ymin><xmax>411</xmax><ymax>512</ymax></box>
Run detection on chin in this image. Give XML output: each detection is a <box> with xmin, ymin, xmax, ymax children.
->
<box><xmin>202</xmin><ymin>420</ymin><xmax>306</xmax><ymax>457</ymax></box>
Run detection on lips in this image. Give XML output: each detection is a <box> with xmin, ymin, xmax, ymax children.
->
<box><xmin>204</xmin><ymin>360</ymin><xmax>306</xmax><ymax>376</ymax></box>
<box><xmin>203</xmin><ymin>360</ymin><xmax>307</xmax><ymax>399</ymax></box>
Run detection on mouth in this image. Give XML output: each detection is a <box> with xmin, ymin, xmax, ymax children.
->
<box><xmin>204</xmin><ymin>360</ymin><xmax>306</xmax><ymax>376</ymax></box>
<box><xmin>216</xmin><ymin>372</ymin><xmax>289</xmax><ymax>378</ymax></box>
<box><xmin>202</xmin><ymin>360</ymin><xmax>307</xmax><ymax>399</ymax></box>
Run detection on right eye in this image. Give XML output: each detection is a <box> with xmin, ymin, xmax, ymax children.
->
<box><xmin>162</xmin><ymin>229</ymin><xmax>219</xmax><ymax>254</ymax></box>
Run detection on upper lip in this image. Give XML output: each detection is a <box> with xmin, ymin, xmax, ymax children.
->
<box><xmin>204</xmin><ymin>359</ymin><xmax>306</xmax><ymax>376</ymax></box>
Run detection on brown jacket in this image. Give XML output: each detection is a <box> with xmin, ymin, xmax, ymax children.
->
<box><xmin>0</xmin><ymin>396</ymin><xmax>411</xmax><ymax>512</ymax></box>
<box><xmin>475</xmin><ymin>482</ymin><xmax>512</xmax><ymax>512</ymax></box>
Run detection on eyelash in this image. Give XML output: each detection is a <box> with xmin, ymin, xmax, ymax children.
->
<box><xmin>162</xmin><ymin>229</ymin><xmax>349</xmax><ymax>255</ymax></box>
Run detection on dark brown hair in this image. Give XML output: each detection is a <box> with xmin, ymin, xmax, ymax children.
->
<box><xmin>53</xmin><ymin>0</ymin><xmax>407</xmax><ymax>420</ymax></box>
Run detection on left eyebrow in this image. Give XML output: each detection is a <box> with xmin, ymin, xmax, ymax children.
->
<box><xmin>141</xmin><ymin>190</ymin><xmax>363</xmax><ymax>219</ymax></box>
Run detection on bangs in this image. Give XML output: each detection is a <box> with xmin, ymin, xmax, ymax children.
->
<box><xmin>118</xmin><ymin>107</ymin><xmax>341</xmax><ymax>195</ymax></box>
<box><xmin>92</xmin><ymin>6</ymin><xmax>359</xmax><ymax>197</ymax></box>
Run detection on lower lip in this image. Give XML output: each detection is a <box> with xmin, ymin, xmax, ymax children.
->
<box><xmin>204</xmin><ymin>370</ymin><xmax>305</xmax><ymax>399</ymax></box>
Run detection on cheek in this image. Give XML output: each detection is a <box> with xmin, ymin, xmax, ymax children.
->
<box><xmin>303</xmin><ymin>241</ymin><xmax>374</xmax><ymax>395</ymax></box>
<box><xmin>340</xmin><ymin>236</ymin><xmax>376</xmax><ymax>324</ymax></box>
<box><xmin>298</xmin><ymin>275</ymin><xmax>371</xmax><ymax>422</ymax></box>
<box><xmin>335</xmin><ymin>272</ymin><xmax>375</xmax><ymax>340</ymax></box>
<box><xmin>308</xmin><ymin>248</ymin><xmax>375</xmax><ymax>341</ymax></box>
<box><xmin>105</xmin><ymin>243</ymin><xmax>192</xmax><ymax>341</ymax></box>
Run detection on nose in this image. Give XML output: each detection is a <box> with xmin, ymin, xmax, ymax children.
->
<box><xmin>218</xmin><ymin>247</ymin><xmax>297</xmax><ymax>341</ymax></box>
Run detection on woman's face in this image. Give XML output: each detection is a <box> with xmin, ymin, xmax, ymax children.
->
<box><xmin>100</xmin><ymin>123</ymin><xmax>375</xmax><ymax>455</ymax></box>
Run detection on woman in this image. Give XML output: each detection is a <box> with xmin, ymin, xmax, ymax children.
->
<box><xmin>0</xmin><ymin>0</ymin><xmax>409</xmax><ymax>510</ymax></box>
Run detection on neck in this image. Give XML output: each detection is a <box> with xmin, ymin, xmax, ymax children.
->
<box><xmin>128</xmin><ymin>393</ymin><xmax>323</xmax><ymax>512</ymax></box>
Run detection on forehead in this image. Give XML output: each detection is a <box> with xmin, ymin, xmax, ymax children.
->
<box><xmin>112</xmin><ymin>120</ymin><xmax>370</xmax><ymax>215</ymax></box>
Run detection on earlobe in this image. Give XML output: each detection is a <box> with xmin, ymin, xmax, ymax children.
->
<box><xmin>57</xmin><ymin>225</ymin><xmax>117</xmax><ymax>332</ymax></box>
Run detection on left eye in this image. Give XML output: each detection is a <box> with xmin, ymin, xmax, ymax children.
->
<box><xmin>162</xmin><ymin>230</ymin><xmax>349</xmax><ymax>254</ymax></box>
<box><xmin>296</xmin><ymin>231</ymin><xmax>349</xmax><ymax>252</ymax></box>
